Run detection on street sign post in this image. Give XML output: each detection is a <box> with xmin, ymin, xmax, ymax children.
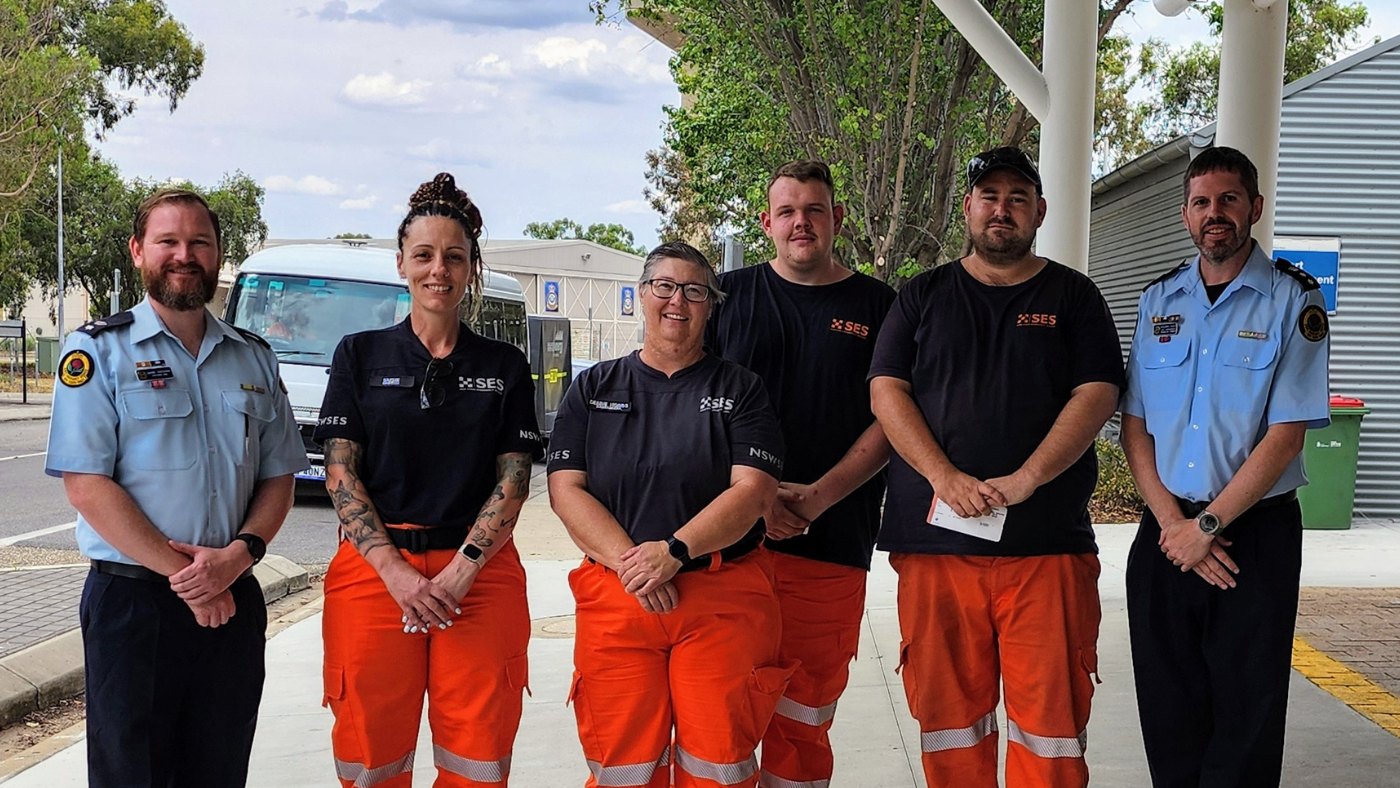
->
<box><xmin>0</xmin><ymin>319</ymin><xmax>27</xmax><ymax>404</ymax></box>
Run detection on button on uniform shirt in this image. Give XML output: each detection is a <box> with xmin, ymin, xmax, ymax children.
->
<box><xmin>1121</xmin><ymin>243</ymin><xmax>1331</xmax><ymax>502</ymax></box>
<box><xmin>546</xmin><ymin>352</ymin><xmax>785</xmax><ymax>546</ymax></box>
<box><xmin>45</xmin><ymin>300</ymin><xmax>308</xmax><ymax>564</ymax></box>
<box><xmin>706</xmin><ymin>264</ymin><xmax>896</xmax><ymax>570</ymax></box>
<box><xmin>314</xmin><ymin>319</ymin><xmax>543</xmax><ymax>528</ymax></box>
<box><xmin>868</xmin><ymin>259</ymin><xmax>1126</xmax><ymax>556</ymax></box>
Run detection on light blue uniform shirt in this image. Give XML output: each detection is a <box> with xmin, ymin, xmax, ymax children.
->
<box><xmin>45</xmin><ymin>299</ymin><xmax>308</xmax><ymax>564</ymax></box>
<box><xmin>1122</xmin><ymin>243</ymin><xmax>1330</xmax><ymax>502</ymax></box>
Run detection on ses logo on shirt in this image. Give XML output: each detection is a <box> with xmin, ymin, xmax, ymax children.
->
<box><xmin>749</xmin><ymin>447</ymin><xmax>784</xmax><ymax>471</ymax></box>
<box><xmin>319</xmin><ymin>415</ymin><xmax>348</xmax><ymax>426</ymax></box>
<box><xmin>459</xmin><ymin>377</ymin><xmax>506</xmax><ymax>393</ymax></box>
<box><xmin>830</xmin><ymin>319</ymin><xmax>871</xmax><ymax>338</ymax></box>
<box><xmin>699</xmin><ymin>396</ymin><xmax>735</xmax><ymax>413</ymax></box>
<box><xmin>547</xmin><ymin>448</ymin><xmax>570</xmax><ymax>463</ymax></box>
<box><xmin>1015</xmin><ymin>313</ymin><xmax>1058</xmax><ymax>328</ymax></box>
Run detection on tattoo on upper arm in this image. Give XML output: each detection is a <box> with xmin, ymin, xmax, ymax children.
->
<box><xmin>497</xmin><ymin>452</ymin><xmax>532</xmax><ymax>500</ymax></box>
<box><xmin>323</xmin><ymin>439</ymin><xmax>391</xmax><ymax>556</ymax></box>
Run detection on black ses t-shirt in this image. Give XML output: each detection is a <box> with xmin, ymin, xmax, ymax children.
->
<box><xmin>315</xmin><ymin>319</ymin><xmax>543</xmax><ymax>529</ymax></box>
<box><xmin>868</xmin><ymin>259</ymin><xmax>1125</xmax><ymax>556</ymax></box>
<box><xmin>546</xmin><ymin>352</ymin><xmax>785</xmax><ymax>547</ymax></box>
<box><xmin>707</xmin><ymin>264</ymin><xmax>896</xmax><ymax>570</ymax></box>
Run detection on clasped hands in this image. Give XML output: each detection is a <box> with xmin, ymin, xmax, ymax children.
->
<box><xmin>167</xmin><ymin>540</ymin><xmax>252</xmax><ymax>628</ymax></box>
<box><xmin>1158</xmin><ymin>517</ymin><xmax>1239</xmax><ymax>590</ymax></box>
<box><xmin>618</xmin><ymin>541</ymin><xmax>681</xmax><ymax>614</ymax></box>
<box><xmin>933</xmin><ymin>469</ymin><xmax>1037</xmax><ymax>518</ymax></box>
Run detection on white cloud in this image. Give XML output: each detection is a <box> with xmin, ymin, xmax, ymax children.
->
<box><xmin>340</xmin><ymin>195</ymin><xmax>380</xmax><ymax>210</ymax></box>
<box><xmin>604</xmin><ymin>199</ymin><xmax>652</xmax><ymax>215</ymax></box>
<box><xmin>530</xmin><ymin>36</ymin><xmax>607</xmax><ymax>72</ymax></box>
<box><xmin>475</xmin><ymin>53</ymin><xmax>512</xmax><ymax>76</ymax></box>
<box><xmin>341</xmin><ymin>72</ymin><xmax>432</xmax><ymax>107</ymax></box>
<box><xmin>264</xmin><ymin>174</ymin><xmax>342</xmax><ymax>195</ymax></box>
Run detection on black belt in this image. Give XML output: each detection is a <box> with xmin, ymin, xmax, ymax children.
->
<box><xmin>1175</xmin><ymin>490</ymin><xmax>1297</xmax><ymax>519</ymax></box>
<box><xmin>386</xmin><ymin>526</ymin><xmax>469</xmax><ymax>554</ymax></box>
<box><xmin>92</xmin><ymin>559</ymin><xmax>255</xmax><ymax>583</ymax></box>
<box><xmin>677</xmin><ymin>529</ymin><xmax>763</xmax><ymax>574</ymax></box>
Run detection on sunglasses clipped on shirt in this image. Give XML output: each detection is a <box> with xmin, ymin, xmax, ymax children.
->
<box><xmin>641</xmin><ymin>278</ymin><xmax>713</xmax><ymax>303</ymax></box>
<box><xmin>420</xmin><ymin>357</ymin><xmax>454</xmax><ymax>410</ymax></box>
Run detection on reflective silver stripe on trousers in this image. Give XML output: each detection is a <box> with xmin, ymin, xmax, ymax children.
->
<box><xmin>758</xmin><ymin>770</ymin><xmax>831</xmax><ymax>788</ymax></box>
<box><xmin>433</xmin><ymin>745</ymin><xmax>511</xmax><ymax>783</ymax></box>
<box><xmin>775</xmin><ymin>695</ymin><xmax>839</xmax><ymax>726</ymax></box>
<box><xmin>1006</xmin><ymin>719</ymin><xmax>1088</xmax><ymax>759</ymax></box>
<box><xmin>334</xmin><ymin>751</ymin><xmax>415</xmax><ymax>788</ymax></box>
<box><xmin>919</xmin><ymin>711</ymin><xmax>998</xmax><ymax>753</ymax></box>
<box><xmin>586</xmin><ymin>745</ymin><xmax>672</xmax><ymax>787</ymax></box>
<box><xmin>675</xmin><ymin>744</ymin><xmax>758</xmax><ymax>785</ymax></box>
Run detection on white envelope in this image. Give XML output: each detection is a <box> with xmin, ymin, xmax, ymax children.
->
<box><xmin>926</xmin><ymin>496</ymin><xmax>1007</xmax><ymax>542</ymax></box>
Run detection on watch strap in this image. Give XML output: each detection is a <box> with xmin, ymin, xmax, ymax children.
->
<box><xmin>234</xmin><ymin>533</ymin><xmax>266</xmax><ymax>565</ymax></box>
<box><xmin>665</xmin><ymin>536</ymin><xmax>691</xmax><ymax>564</ymax></box>
<box><xmin>459</xmin><ymin>542</ymin><xmax>486</xmax><ymax>565</ymax></box>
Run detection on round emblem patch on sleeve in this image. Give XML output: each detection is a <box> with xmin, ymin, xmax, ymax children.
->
<box><xmin>1299</xmin><ymin>304</ymin><xmax>1329</xmax><ymax>342</ymax></box>
<box><xmin>59</xmin><ymin>350</ymin><xmax>94</xmax><ymax>387</ymax></box>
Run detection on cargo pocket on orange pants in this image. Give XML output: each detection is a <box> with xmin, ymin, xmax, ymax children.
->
<box><xmin>745</xmin><ymin>662</ymin><xmax>799</xmax><ymax>744</ymax></box>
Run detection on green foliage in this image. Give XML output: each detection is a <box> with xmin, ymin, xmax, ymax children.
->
<box><xmin>523</xmin><ymin>217</ymin><xmax>648</xmax><ymax>256</ymax></box>
<box><xmin>3</xmin><ymin>143</ymin><xmax>266</xmax><ymax>318</ymax></box>
<box><xmin>334</xmin><ymin>232</ymin><xmax>371</xmax><ymax>239</ymax></box>
<box><xmin>72</xmin><ymin>0</ymin><xmax>205</xmax><ymax>130</ymax></box>
<box><xmin>1097</xmin><ymin>0</ymin><xmax>1372</xmax><ymax>170</ymax></box>
<box><xmin>1091</xmin><ymin>437</ymin><xmax>1144</xmax><ymax>523</ymax></box>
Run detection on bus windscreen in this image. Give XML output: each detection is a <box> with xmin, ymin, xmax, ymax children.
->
<box><xmin>230</xmin><ymin>274</ymin><xmax>410</xmax><ymax>366</ymax></box>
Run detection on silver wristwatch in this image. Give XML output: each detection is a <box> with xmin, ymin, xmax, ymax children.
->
<box><xmin>1196</xmin><ymin>510</ymin><xmax>1223</xmax><ymax>536</ymax></box>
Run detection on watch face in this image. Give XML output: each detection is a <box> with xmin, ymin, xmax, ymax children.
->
<box><xmin>461</xmin><ymin>543</ymin><xmax>484</xmax><ymax>561</ymax></box>
<box><xmin>1198</xmin><ymin>513</ymin><xmax>1221</xmax><ymax>534</ymax></box>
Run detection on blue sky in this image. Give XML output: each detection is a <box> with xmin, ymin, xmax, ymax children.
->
<box><xmin>92</xmin><ymin>2</ymin><xmax>1397</xmax><ymax>249</ymax></box>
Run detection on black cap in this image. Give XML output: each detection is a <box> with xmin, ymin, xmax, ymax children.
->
<box><xmin>966</xmin><ymin>147</ymin><xmax>1042</xmax><ymax>194</ymax></box>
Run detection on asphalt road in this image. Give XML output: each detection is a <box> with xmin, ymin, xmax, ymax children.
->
<box><xmin>0</xmin><ymin>418</ymin><xmax>343</xmax><ymax>567</ymax></box>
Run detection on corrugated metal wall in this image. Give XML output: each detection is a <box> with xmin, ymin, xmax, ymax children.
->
<box><xmin>1088</xmin><ymin>41</ymin><xmax>1400</xmax><ymax>517</ymax></box>
<box><xmin>1275</xmin><ymin>45</ymin><xmax>1400</xmax><ymax>517</ymax></box>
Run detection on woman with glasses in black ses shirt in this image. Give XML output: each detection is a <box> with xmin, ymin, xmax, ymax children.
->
<box><xmin>314</xmin><ymin>173</ymin><xmax>543</xmax><ymax>788</ymax></box>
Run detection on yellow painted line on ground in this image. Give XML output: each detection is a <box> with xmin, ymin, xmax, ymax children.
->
<box><xmin>1293</xmin><ymin>636</ymin><xmax>1400</xmax><ymax>739</ymax></box>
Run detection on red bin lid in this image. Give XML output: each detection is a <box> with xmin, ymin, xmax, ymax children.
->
<box><xmin>1330</xmin><ymin>395</ymin><xmax>1366</xmax><ymax>408</ymax></box>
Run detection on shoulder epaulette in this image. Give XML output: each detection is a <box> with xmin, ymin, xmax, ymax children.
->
<box><xmin>1274</xmin><ymin>258</ymin><xmax>1321</xmax><ymax>292</ymax></box>
<box><xmin>1142</xmin><ymin>260</ymin><xmax>1190</xmax><ymax>292</ymax></box>
<box><xmin>74</xmin><ymin>311</ymin><xmax>134</xmax><ymax>336</ymax></box>
<box><xmin>231</xmin><ymin>324</ymin><xmax>271</xmax><ymax>349</ymax></box>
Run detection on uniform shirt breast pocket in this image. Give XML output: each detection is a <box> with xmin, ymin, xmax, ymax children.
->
<box><xmin>118</xmin><ymin>389</ymin><xmax>199</xmax><ymax>470</ymax></box>
<box><xmin>1217</xmin><ymin>336</ymin><xmax>1279</xmax><ymax>412</ymax></box>
<box><xmin>1138</xmin><ymin>336</ymin><xmax>1193</xmax><ymax>415</ymax></box>
<box><xmin>222</xmin><ymin>389</ymin><xmax>277</xmax><ymax>461</ymax></box>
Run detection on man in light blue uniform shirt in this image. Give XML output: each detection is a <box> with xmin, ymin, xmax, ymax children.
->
<box><xmin>45</xmin><ymin>188</ymin><xmax>306</xmax><ymax>788</ymax></box>
<box><xmin>1120</xmin><ymin>147</ymin><xmax>1330</xmax><ymax>788</ymax></box>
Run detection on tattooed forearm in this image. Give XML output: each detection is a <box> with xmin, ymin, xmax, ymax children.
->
<box><xmin>463</xmin><ymin>453</ymin><xmax>532</xmax><ymax>558</ymax></box>
<box><xmin>324</xmin><ymin>438</ymin><xmax>392</xmax><ymax>557</ymax></box>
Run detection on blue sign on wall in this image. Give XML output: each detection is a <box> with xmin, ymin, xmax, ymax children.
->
<box><xmin>1274</xmin><ymin>237</ymin><xmax>1340</xmax><ymax>314</ymax></box>
<box><xmin>621</xmin><ymin>286</ymin><xmax>635</xmax><ymax>316</ymax></box>
<box><xmin>544</xmin><ymin>280</ymin><xmax>560</xmax><ymax>313</ymax></box>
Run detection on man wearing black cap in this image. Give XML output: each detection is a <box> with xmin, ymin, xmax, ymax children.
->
<box><xmin>869</xmin><ymin>147</ymin><xmax>1125</xmax><ymax>787</ymax></box>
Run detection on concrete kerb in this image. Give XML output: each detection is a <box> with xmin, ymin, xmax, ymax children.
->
<box><xmin>0</xmin><ymin>555</ymin><xmax>309</xmax><ymax>729</ymax></box>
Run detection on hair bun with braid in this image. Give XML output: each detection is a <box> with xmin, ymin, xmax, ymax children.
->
<box><xmin>398</xmin><ymin>171</ymin><xmax>484</xmax><ymax>248</ymax></box>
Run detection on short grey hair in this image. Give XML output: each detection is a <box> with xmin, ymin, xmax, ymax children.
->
<box><xmin>640</xmin><ymin>241</ymin><xmax>726</xmax><ymax>305</ymax></box>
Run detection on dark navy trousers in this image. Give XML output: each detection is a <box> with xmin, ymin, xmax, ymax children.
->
<box><xmin>1127</xmin><ymin>501</ymin><xmax>1303</xmax><ymax>788</ymax></box>
<box><xmin>81</xmin><ymin>570</ymin><xmax>267</xmax><ymax>788</ymax></box>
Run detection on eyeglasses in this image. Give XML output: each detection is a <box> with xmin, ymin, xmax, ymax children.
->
<box><xmin>641</xmin><ymin>278</ymin><xmax>713</xmax><ymax>303</ymax></box>
<box><xmin>420</xmin><ymin>358</ymin><xmax>454</xmax><ymax>410</ymax></box>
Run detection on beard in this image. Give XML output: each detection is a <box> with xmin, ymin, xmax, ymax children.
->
<box><xmin>1191</xmin><ymin>219</ymin><xmax>1251</xmax><ymax>264</ymax></box>
<box><xmin>143</xmin><ymin>264</ymin><xmax>217</xmax><ymax>311</ymax></box>
<box><xmin>970</xmin><ymin>222</ymin><xmax>1035</xmax><ymax>265</ymax></box>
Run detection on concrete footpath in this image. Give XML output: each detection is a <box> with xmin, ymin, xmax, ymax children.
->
<box><xmin>2</xmin><ymin>518</ymin><xmax>1399</xmax><ymax>786</ymax></box>
<box><xmin>0</xmin><ymin>395</ymin><xmax>51</xmax><ymax>423</ymax></box>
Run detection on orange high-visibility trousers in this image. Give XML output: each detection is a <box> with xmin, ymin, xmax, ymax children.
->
<box><xmin>758</xmin><ymin>551</ymin><xmax>866</xmax><ymax>788</ymax></box>
<box><xmin>568</xmin><ymin>551</ymin><xmax>797</xmax><ymax>788</ymax></box>
<box><xmin>322</xmin><ymin>537</ymin><xmax>530</xmax><ymax>788</ymax></box>
<box><xmin>891</xmin><ymin>553</ymin><xmax>1101</xmax><ymax>788</ymax></box>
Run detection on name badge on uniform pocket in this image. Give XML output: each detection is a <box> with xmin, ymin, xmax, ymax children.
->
<box><xmin>136</xmin><ymin>366</ymin><xmax>174</xmax><ymax>381</ymax></box>
<box><xmin>588</xmin><ymin>399</ymin><xmax>631</xmax><ymax>412</ymax></box>
<box><xmin>371</xmin><ymin>376</ymin><xmax>415</xmax><ymax>388</ymax></box>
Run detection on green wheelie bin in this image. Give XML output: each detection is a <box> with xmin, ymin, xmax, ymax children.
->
<box><xmin>1297</xmin><ymin>396</ymin><xmax>1370</xmax><ymax>530</ymax></box>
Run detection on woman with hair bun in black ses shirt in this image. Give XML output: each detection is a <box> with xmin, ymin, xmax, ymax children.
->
<box><xmin>316</xmin><ymin>173</ymin><xmax>543</xmax><ymax>787</ymax></box>
<box><xmin>548</xmin><ymin>241</ymin><xmax>794</xmax><ymax>788</ymax></box>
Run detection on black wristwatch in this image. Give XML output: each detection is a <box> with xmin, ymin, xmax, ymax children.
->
<box><xmin>1197</xmin><ymin>511</ymin><xmax>1223</xmax><ymax>536</ymax></box>
<box><xmin>234</xmin><ymin>533</ymin><xmax>266</xmax><ymax>565</ymax></box>
<box><xmin>665</xmin><ymin>536</ymin><xmax>691</xmax><ymax>564</ymax></box>
<box><xmin>459</xmin><ymin>542</ymin><xmax>485</xmax><ymax>566</ymax></box>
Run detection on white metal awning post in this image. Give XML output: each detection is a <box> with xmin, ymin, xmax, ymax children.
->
<box><xmin>1216</xmin><ymin>0</ymin><xmax>1289</xmax><ymax>252</ymax></box>
<box><xmin>932</xmin><ymin>0</ymin><xmax>1097</xmax><ymax>272</ymax></box>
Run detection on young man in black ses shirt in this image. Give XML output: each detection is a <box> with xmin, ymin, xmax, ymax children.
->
<box><xmin>705</xmin><ymin>160</ymin><xmax>896</xmax><ymax>788</ymax></box>
<box><xmin>869</xmin><ymin>148</ymin><xmax>1124</xmax><ymax>788</ymax></box>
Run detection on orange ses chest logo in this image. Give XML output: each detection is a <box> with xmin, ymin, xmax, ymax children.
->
<box><xmin>1016</xmin><ymin>313</ymin><xmax>1058</xmax><ymax>327</ymax></box>
<box><xmin>830</xmin><ymin>318</ymin><xmax>871</xmax><ymax>338</ymax></box>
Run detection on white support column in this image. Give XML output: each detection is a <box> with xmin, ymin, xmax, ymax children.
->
<box><xmin>1217</xmin><ymin>0</ymin><xmax>1288</xmax><ymax>252</ymax></box>
<box><xmin>929</xmin><ymin>0</ymin><xmax>1047</xmax><ymax>119</ymax></box>
<box><xmin>1037</xmin><ymin>0</ymin><xmax>1097</xmax><ymax>272</ymax></box>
